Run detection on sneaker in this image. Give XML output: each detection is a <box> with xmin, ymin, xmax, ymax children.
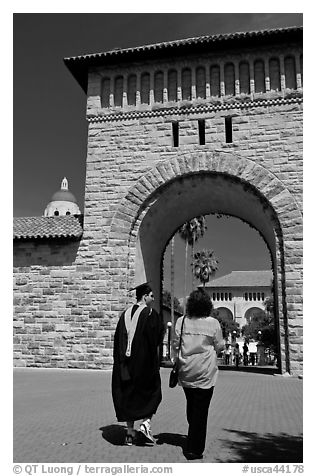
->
<box><xmin>139</xmin><ymin>422</ymin><xmax>155</xmax><ymax>445</ymax></box>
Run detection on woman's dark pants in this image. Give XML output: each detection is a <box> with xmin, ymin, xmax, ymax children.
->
<box><xmin>183</xmin><ymin>386</ymin><xmax>214</xmax><ymax>455</ymax></box>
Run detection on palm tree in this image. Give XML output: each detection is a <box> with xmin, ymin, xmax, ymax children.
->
<box><xmin>178</xmin><ymin>216</ymin><xmax>207</xmax><ymax>298</ymax></box>
<box><xmin>192</xmin><ymin>249</ymin><xmax>219</xmax><ymax>287</ymax></box>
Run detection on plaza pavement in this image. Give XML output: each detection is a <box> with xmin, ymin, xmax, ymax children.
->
<box><xmin>13</xmin><ymin>367</ymin><xmax>303</xmax><ymax>464</ymax></box>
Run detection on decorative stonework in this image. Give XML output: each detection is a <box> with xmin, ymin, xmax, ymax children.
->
<box><xmin>87</xmin><ymin>96</ymin><xmax>303</xmax><ymax>123</ymax></box>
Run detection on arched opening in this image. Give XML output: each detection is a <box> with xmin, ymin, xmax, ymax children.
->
<box><xmin>210</xmin><ymin>65</ymin><xmax>220</xmax><ymax>97</ymax></box>
<box><xmin>101</xmin><ymin>77</ymin><xmax>110</xmax><ymax>108</ymax></box>
<box><xmin>114</xmin><ymin>75</ymin><xmax>123</xmax><ymax>107</ymax></box>
<box><xmin>136</xmin><ymin>173</ymin><xmax>278</xmax><ymax>300</ymax></box>
<box><xmin>239</xmin><ymin>62</ymin><xmax>250</xmax><ymax>94</ymax></box>
<box><xmin>196</xmin><ymin>66</ymin><xmax>206</xmax><ymax>99</ymax></box>
<box><xmin>216</xmin><ymin>307</ymin><xmax>234</xmax><ymax>320</ymax></box>
<box><xmin>154</xmin><ymin>71</ymin><xmax>164</xmax><ymax>103</ymax></box>
<box><xmin>284</xmin><ymin>55</ymin><xmax>297</xmax><ymax>90</ymax></box>
<box><xmin>161</xmin><ymin>212</ymin><xmax>273</xmax><ymax>364</ymax></box>
<box><xmin>141</xmin><ymin>73</ymin><xmax>150</xmax><ymax>104</ymax></box>
<box><xmin>254</xmin><ymin>59</ymin><xmax>265</xmax><ymax>93</ymax></box>
<box><xmin>167</xmin><ymin>70</ymin><xmax>177</xmax><ymax>102</ymax></box>
<box><xmin>245</xmin><ymin>307</ymin><xmax>266</xmax><ymax>324</ymax></box>
<box><xmin>133</xmin><ymin>171</ymin><xmax>281</xmax><ymax>369</ymax></box>
<box><xmin>224</xmin><ymin>63</ymin><xmax>235</xmax><ymax>95</ymax></box>
<box><xmin>269</xmin><ymin>58</ymin><xmax>281</xmax><ymax>91</ymax></box>
<box><xmin>108</xmin><ymin>153</ymin><xmax>302</xmax><ymax>374</ymax></box>
<box><xmin>127</xmin><ymin>74</ymin><xmax>137</xmax><ymax>106</ymax></box>
<box><xmin>182</xmin><ymin>68</ymin><xmax>192</xmax><ymax>100</ymax></box>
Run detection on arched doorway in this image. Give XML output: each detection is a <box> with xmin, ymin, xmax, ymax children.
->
<box><xmin>245</xmin><ymin>307</ymin><xmax>266</xmax><ymax>324</ymax></box>
<box><xmin>216</xmin><ymin>307</ymin><xmax>234</xmax><ymax>321</ymax></box>
<box><xmin>108</xmin><ymin>152</ymin><xmax>303</xmax><ymax>374</ymax></box>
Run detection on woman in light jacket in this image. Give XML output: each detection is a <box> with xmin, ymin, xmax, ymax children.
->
<box><xmin>174</xmin><ymin>288</ymin><xmax>224</xmax><ymax>460</ymax></box>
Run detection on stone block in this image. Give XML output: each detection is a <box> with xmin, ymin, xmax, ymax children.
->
<box><xmin>42</xmin><ymin>324</ymin><xmax>56</xmax><ymax>332</ymax></box>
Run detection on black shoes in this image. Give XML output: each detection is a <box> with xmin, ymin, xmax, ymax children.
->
<box><xmin>124</xmin><ymin>434</ymin><xmax>134</xmax><ymax>446</ymax></box>
<box><xmin>185</xmin><ymin>451</ymin><xmax>204</xmax><ymax>460</ymax></box>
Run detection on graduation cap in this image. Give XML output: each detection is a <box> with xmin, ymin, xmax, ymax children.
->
<box><xmin>129</xmin><ymin>281</ymin><xmax>152</xmax><ymax>292</ymax></box>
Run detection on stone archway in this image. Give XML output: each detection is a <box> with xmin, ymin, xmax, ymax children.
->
<box><xmin>216</xmin><ymin>307</ymin><xmax>234</xmax><ymax>321</ymax></box>
<box><xmin>245</xmin><ymin>307</ymin><xmax>266</xmax><ymax>324</ymax></box>
<box><xmin>107</xmin><ymin>151</ymin><xmax>303</xmax><ymax>374</ymax></box>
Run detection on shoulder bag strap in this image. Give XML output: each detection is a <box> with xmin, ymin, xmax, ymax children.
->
<box><xmin>176</xmin><ymin>315</ymin><xmax>185</xmax><ymax>361</ymax></box>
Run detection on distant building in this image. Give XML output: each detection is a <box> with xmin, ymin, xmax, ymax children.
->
<box><xmin>44</xmin><ymin>177</ymin><xmax>81</xmax><ymax>217</ymax></box>
<box><xmin>202</xmin><ymin>270</ymin><xmax>272</xmax><ymax>328</ymax></box>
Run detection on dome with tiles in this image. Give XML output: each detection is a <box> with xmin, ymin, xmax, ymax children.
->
<box><xmin>44</xmin><ymin>177</ymin><xmax>81</xmax><ymax>217</ymax></box>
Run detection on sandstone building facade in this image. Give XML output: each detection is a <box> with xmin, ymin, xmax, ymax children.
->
<box><xmin>203</xmin><ymin>270</ymin><xmax>273</xmax><ymax>329</ymax></box>
<box><xmin>13</xmin><ymin>27</ymin><xmax>303</xmax><ymax>375</ymax></box>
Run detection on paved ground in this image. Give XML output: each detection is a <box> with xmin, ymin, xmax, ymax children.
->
<box><xmin>13</xmin><ymin>367</ymin><xmax>303</xmax><ymax>464</ymax></box>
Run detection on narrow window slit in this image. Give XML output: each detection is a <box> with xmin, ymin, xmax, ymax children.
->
<box><xmin>172</xmin><ymin>121</ymin><xmax>179</xmax><ymax>147</ymax></box>
<box><xmin>198</xmin><ymin>119</ymin><xmax>205</xmax><ymax>145</ymax></box>
<box><xmin>225</xmin><ymin>116</ymin><xmax>233</xmax><ymax>143</ymax></box>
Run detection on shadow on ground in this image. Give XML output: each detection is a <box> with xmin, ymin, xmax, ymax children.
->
<box><xmin>100</xmin><ymin>425</ymin><xmax>187</xmax><ymax>448</ymax></box>
<box><xmin>100</xmin><ymin>425</ymin><xmax>126</xmax><ymax>446</ymax></box>
<box><xmin>154</xmin><ymin>432</ymin><xmax>187</xmax><ymax>450</ymax></box>
<box><xmin>215</xmin><ymin>429</ymin><xmax>303</xmax><ymax>463</ymax></box>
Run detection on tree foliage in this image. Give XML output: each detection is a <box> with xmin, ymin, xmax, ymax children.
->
<box><xmin>212</xmin><ymin>308</ymin><xmax>240</xmax><ymax>339</ymax></box>
<box><xmin>162</xmin><ymin>290</ymin><xmax>183</xmax><ymax>314</ymax></box>
<box><xmin>178</xmin><ymin>216</ymin><xmax>207</xmax><ymax>296</ymax></box>
<box><xmin>192</xmin><ymin>249</ymin><xmax>219</xmax><ymax>287</ymax></box>
<box><xmin>242</xmin><ymin>297</ymin><xmax>277</xmax><ymax>350</ymax></box>
<box><xmin>178</xmin><ymin>216</ymin><xmax>207</xmax><ymax>246</ymax></box>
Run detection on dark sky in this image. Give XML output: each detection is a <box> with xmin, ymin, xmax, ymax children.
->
<box><xmin>14</xmin><ymin>12</ymin><xmax>303</xmax><ymax>217</ymax></box>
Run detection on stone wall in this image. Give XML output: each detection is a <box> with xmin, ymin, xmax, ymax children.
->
<box><xmin>13</xmin><ymin>239</ymin><xmax>115</xmax><ymax>369</ymax></box>
<box><xmin>13</xmin><ymin>99</ymin><xmax>303</xmax><ymax>373</ymax></box>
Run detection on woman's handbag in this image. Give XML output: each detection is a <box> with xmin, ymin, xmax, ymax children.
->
<box><xmin>169</xmin><ymin>362</ymin><xmax>179</xmax><ymax>388</ymax></box>
<box><xmin>168</xmin><ymin>316</ymin><xmax>185</xmax><ymax>388</ymax></box>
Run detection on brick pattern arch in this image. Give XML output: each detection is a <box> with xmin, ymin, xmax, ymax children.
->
<box><xmin>108</xmin><ymin>152</ymin><xmax>302</xmax><ymax>248</ymax></box>
<box><xmin>107</xmin><ymin>152</ymin><xmax>302</xmax><ymax>375</ymax></box>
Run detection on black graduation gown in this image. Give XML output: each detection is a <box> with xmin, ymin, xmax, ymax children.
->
<box><xmin>111</xmin><ymin>305</ymin><xmax>164</xmax><ymax>422</ymax></box>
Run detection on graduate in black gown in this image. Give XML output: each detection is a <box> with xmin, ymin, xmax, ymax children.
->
<box><xmin>112</xmin><ymin>283</ymin><xmax>164</xmax><ymax>445</ymax></box>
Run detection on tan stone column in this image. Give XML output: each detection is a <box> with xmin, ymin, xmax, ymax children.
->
<box><xmin>150</xmin><ymin>71</ymin><xmax>154</xmax><ymax>105</ymax></box>
<box><xmin>295</xmin><ymin>53</ymin><xmax>302</xmax><ymax>89</ymax></box>
<box><xmin>249</xmin><ymin>60</ymin><xmax>255</xmax><ymax>96</ymax></box>
<box><xmin>280</xmin><ymin>54</ymin><xmax>286</xmax><ymax>93</ymax></box>
<box><xmin>136</xmin><ymin>72</ymin><xmax>141</xmax><ymax>107</ymax></box>
<box><xmin>109</xmin><ymin>76</ymin><xmax>114</xmax><ymax>107</ymax></box>
<box><xmin>205</xmin><ymin>64</ymin><xmax>211</xmax><ymax>99</ymax></box>
<box><xmin>234</xmin><ymin>60</ymin><xmax>240</xmax><ymax>95</ymax></box>
<box><xmin>177</xmin><ymin>69</ymin><xmax>182</xmax><ymax>101</ymax></box>
<box><xmin>163</xmin><ymin>70</ymin><xmax>168</xmax><ymax>103</ymax></box>
<box><xmin>191</xmin><ymin>67</ymin><xmax>196</xmax><ymax>100</ymax></box>
<box><xmin>220</xmin><ymin>62</ymin><xmax>225</xmax><ymax>97</ymax></box>
<box><xmin>122</xmin><ymin>75</ymin><xmax>128</xmax><ymax>108</ymax></box>
<box><xmin>264</xmin><ymin>58</ymin><xmax>270</xmax><ymax>92</ymax></box>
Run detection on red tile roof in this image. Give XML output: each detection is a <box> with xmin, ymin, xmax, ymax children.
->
<box><xmin>204</xmin><ymin>270</ymin><xmax>273</xmax><ymax>288</ymax></box>
<box><xmin>64</xmin><ymin>26</ymin><xmax>302</xmax><ymax>92</ymax></box>
<box><xmin>13</xmin><ymin>215</ymin><xmax>83</xmax><ymax>240</ymax></box>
